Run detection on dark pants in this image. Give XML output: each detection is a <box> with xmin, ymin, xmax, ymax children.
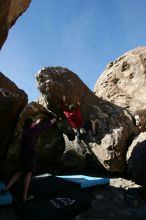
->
<box><xmin>19</xmin><ymin>155</ymin><xmax>37</xmax><ymax>173</ymax></box>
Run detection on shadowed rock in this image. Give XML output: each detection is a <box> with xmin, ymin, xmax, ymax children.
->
<box><xmin>0</xmin><ymin>72</ymin><xmax>27</xmax><ymax>172</ymax></box>
<box><xmin>127</xmin><ymin>132</ymin><xmax>146</xmax><ymax>185</ymax></box>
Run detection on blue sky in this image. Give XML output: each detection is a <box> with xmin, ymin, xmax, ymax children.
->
<box><xmin>0</xmin><ymin>0</ymin><xmax>146</xmax><ymax>102</ymax></box>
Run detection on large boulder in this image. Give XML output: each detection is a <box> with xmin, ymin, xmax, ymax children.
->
<box><xmin>126</xmin><ymin>132</ymin><xmax>146</xmax><ymax>185</ymax></box>
<box><xmin>0</xmin><ymin>72</ymin><xmax>27</xmax><ymax>172</ymax></box>
<box><xmin>94</xmin><ymin>46</ymin><xmax>146</xmax><ymax>132</ymax></box>
<box><xmin>0</xmin><ymin>0</ymin><xmax>31</xmax><ymax>49</ymax></box>
<box><xmin>36</xmin><ymin>67</ymin><xmax>137</xmax><ymax>172</ymax></box>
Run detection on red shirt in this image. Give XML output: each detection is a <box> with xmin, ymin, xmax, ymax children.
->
<box><xmin>62</xmin><ymin>103</ymin><xmax>83</xmax><ymax>129</ymax></box>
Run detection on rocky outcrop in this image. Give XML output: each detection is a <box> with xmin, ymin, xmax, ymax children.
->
<box><xmin>36</xmin><ymin>67</ymin><xmax>93</xmax><ymax>119</ymax></box>
<box><xmin>0</xmin><ymin>72</ymin><xmax>27</xmax><ymax>172</ymax></box>
<box><xmin>94</xmin><ymin>47</ymin><xmax>146</xmax><ymax>132</ymax></box>
<box><xmin>126</xmin><ymin>132</ymin><xmax>146</xmax><ymax>186</ymax></box>
<box><xmin>36</xmin><ymin>67</ymin><xmax>137</xmax><ymax>173</ymax></box>
<box><xmin>0</xmin><ymin>0</ymin><xmax>31</xmax><ymax>49</ymax></box>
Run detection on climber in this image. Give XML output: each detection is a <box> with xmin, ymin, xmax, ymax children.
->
<box><xmin>61</xmin><ymin>95</ymin><xmax>96</xmax><ymax>141</ymax></box>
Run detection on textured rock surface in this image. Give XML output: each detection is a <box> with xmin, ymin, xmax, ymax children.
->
<box><xmin>36</xmin><ymin>67</ymin><xmax>137</xmax><ymax>172</ymax></box>
<box><xmin>36</xmin><ymin>66</ymin><xmax>93</xmax><ymax>119</ymax></box>
<box><xmin>0</xmin><ymin>72</ymin><xmax>27</xmax><ymax>171</ymax></box>
<box><xmin>127</xmin><ymin>132</ymin><xmax>146</xmax><ymax>186</ymax></box>
<box><xmin>94</xmin><ymin>47</ymin><xmax>146</xmax><ymax>132</ymax></box>
<box><xmin>0</xmin><ymin>0</ymin><xmax>31</xmax><ymax>49</ymax></box>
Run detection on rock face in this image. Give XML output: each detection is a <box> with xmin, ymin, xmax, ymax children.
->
<box><xmin>94</xmin><ymin>47</ymin><xmax>146</xmax><ymax>132</ymax></box>
<box><xmin>36</xmin><ymin>67</ymin><xmax>137</xmax><ymax>172</ymax></box>
<box><xmin>0</xmin><ymin>72</ymin><xmax>27</xmax><ymax>172</ymax></box>
<box><xmin>36</xmin><ymin>67</ymin><xmax>93</xmax><ymax>119</ymax></box>
<box><xmin>0</xmin><ymin>0</ymin><xmax>31</xmax><ymax>49</ymax></box>
<box><xmin>127</xmin><ymin>132</ymin><xmax>146</xmax><ymax>186</ymax></box>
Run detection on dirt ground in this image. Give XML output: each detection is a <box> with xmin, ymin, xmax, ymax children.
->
<box><xmin>77</xmin><ymin>178</ymin><xmax>146</xmax><ymax>220</ymax></box>
<box><xmin>0</xmin><ymin>177</ymin><xmax>146</xmax><ymax>220</ymax></box>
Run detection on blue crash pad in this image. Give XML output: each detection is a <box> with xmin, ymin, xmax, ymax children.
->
<box><xmin>57</xmin><ymin>175</ymin><xmax>110</xmax><ymax>188</ymax></box>
<box><xmin>0</xmin><ymin>182</ymin><xmax>13</xmax><ymax>205</ymax></box>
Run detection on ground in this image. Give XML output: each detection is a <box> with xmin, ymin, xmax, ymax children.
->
<box><xmin>0</xmin><ymin>178</ymin><xmax>146</xmax><ymax>220</ymax></box>
<box><xmin>77</xmin><ymin>178</ymin><xmax>146</xmax><ymax>220</ymax></box>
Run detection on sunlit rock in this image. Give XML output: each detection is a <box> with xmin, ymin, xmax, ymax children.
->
<box><xmin>94</xmin><ymin>46</ymin><xmax>146</xmax><ymax>132</ymax></box>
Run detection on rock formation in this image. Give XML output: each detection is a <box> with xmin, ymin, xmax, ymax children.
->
<box><xmin>0</xmin><ymin>0</ymin><xmax>31</xmax><ymax>49</ymax></box>
<box><xmin>127</xmin><ymin>132</ymin><xmax>146</xmax><ymax>185</ymax></box>
<box><xmin>0</xmin><ymin>71</ymin><xmax>27</xmax><ymax>173</ymax></box>
<box><xmin>94</xmin><ymin>46</ymin><xmax>146</xmax><ymax>185</ymax></box>
<box><xmin>36</xmin><ymin>67</ymin><xmax>137</xmax><ymax>173</ymax></box>
<box><xmin>94</xmin><ymin>46</ymin><xmax>146</xmax><ymax>132</ymax></box>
